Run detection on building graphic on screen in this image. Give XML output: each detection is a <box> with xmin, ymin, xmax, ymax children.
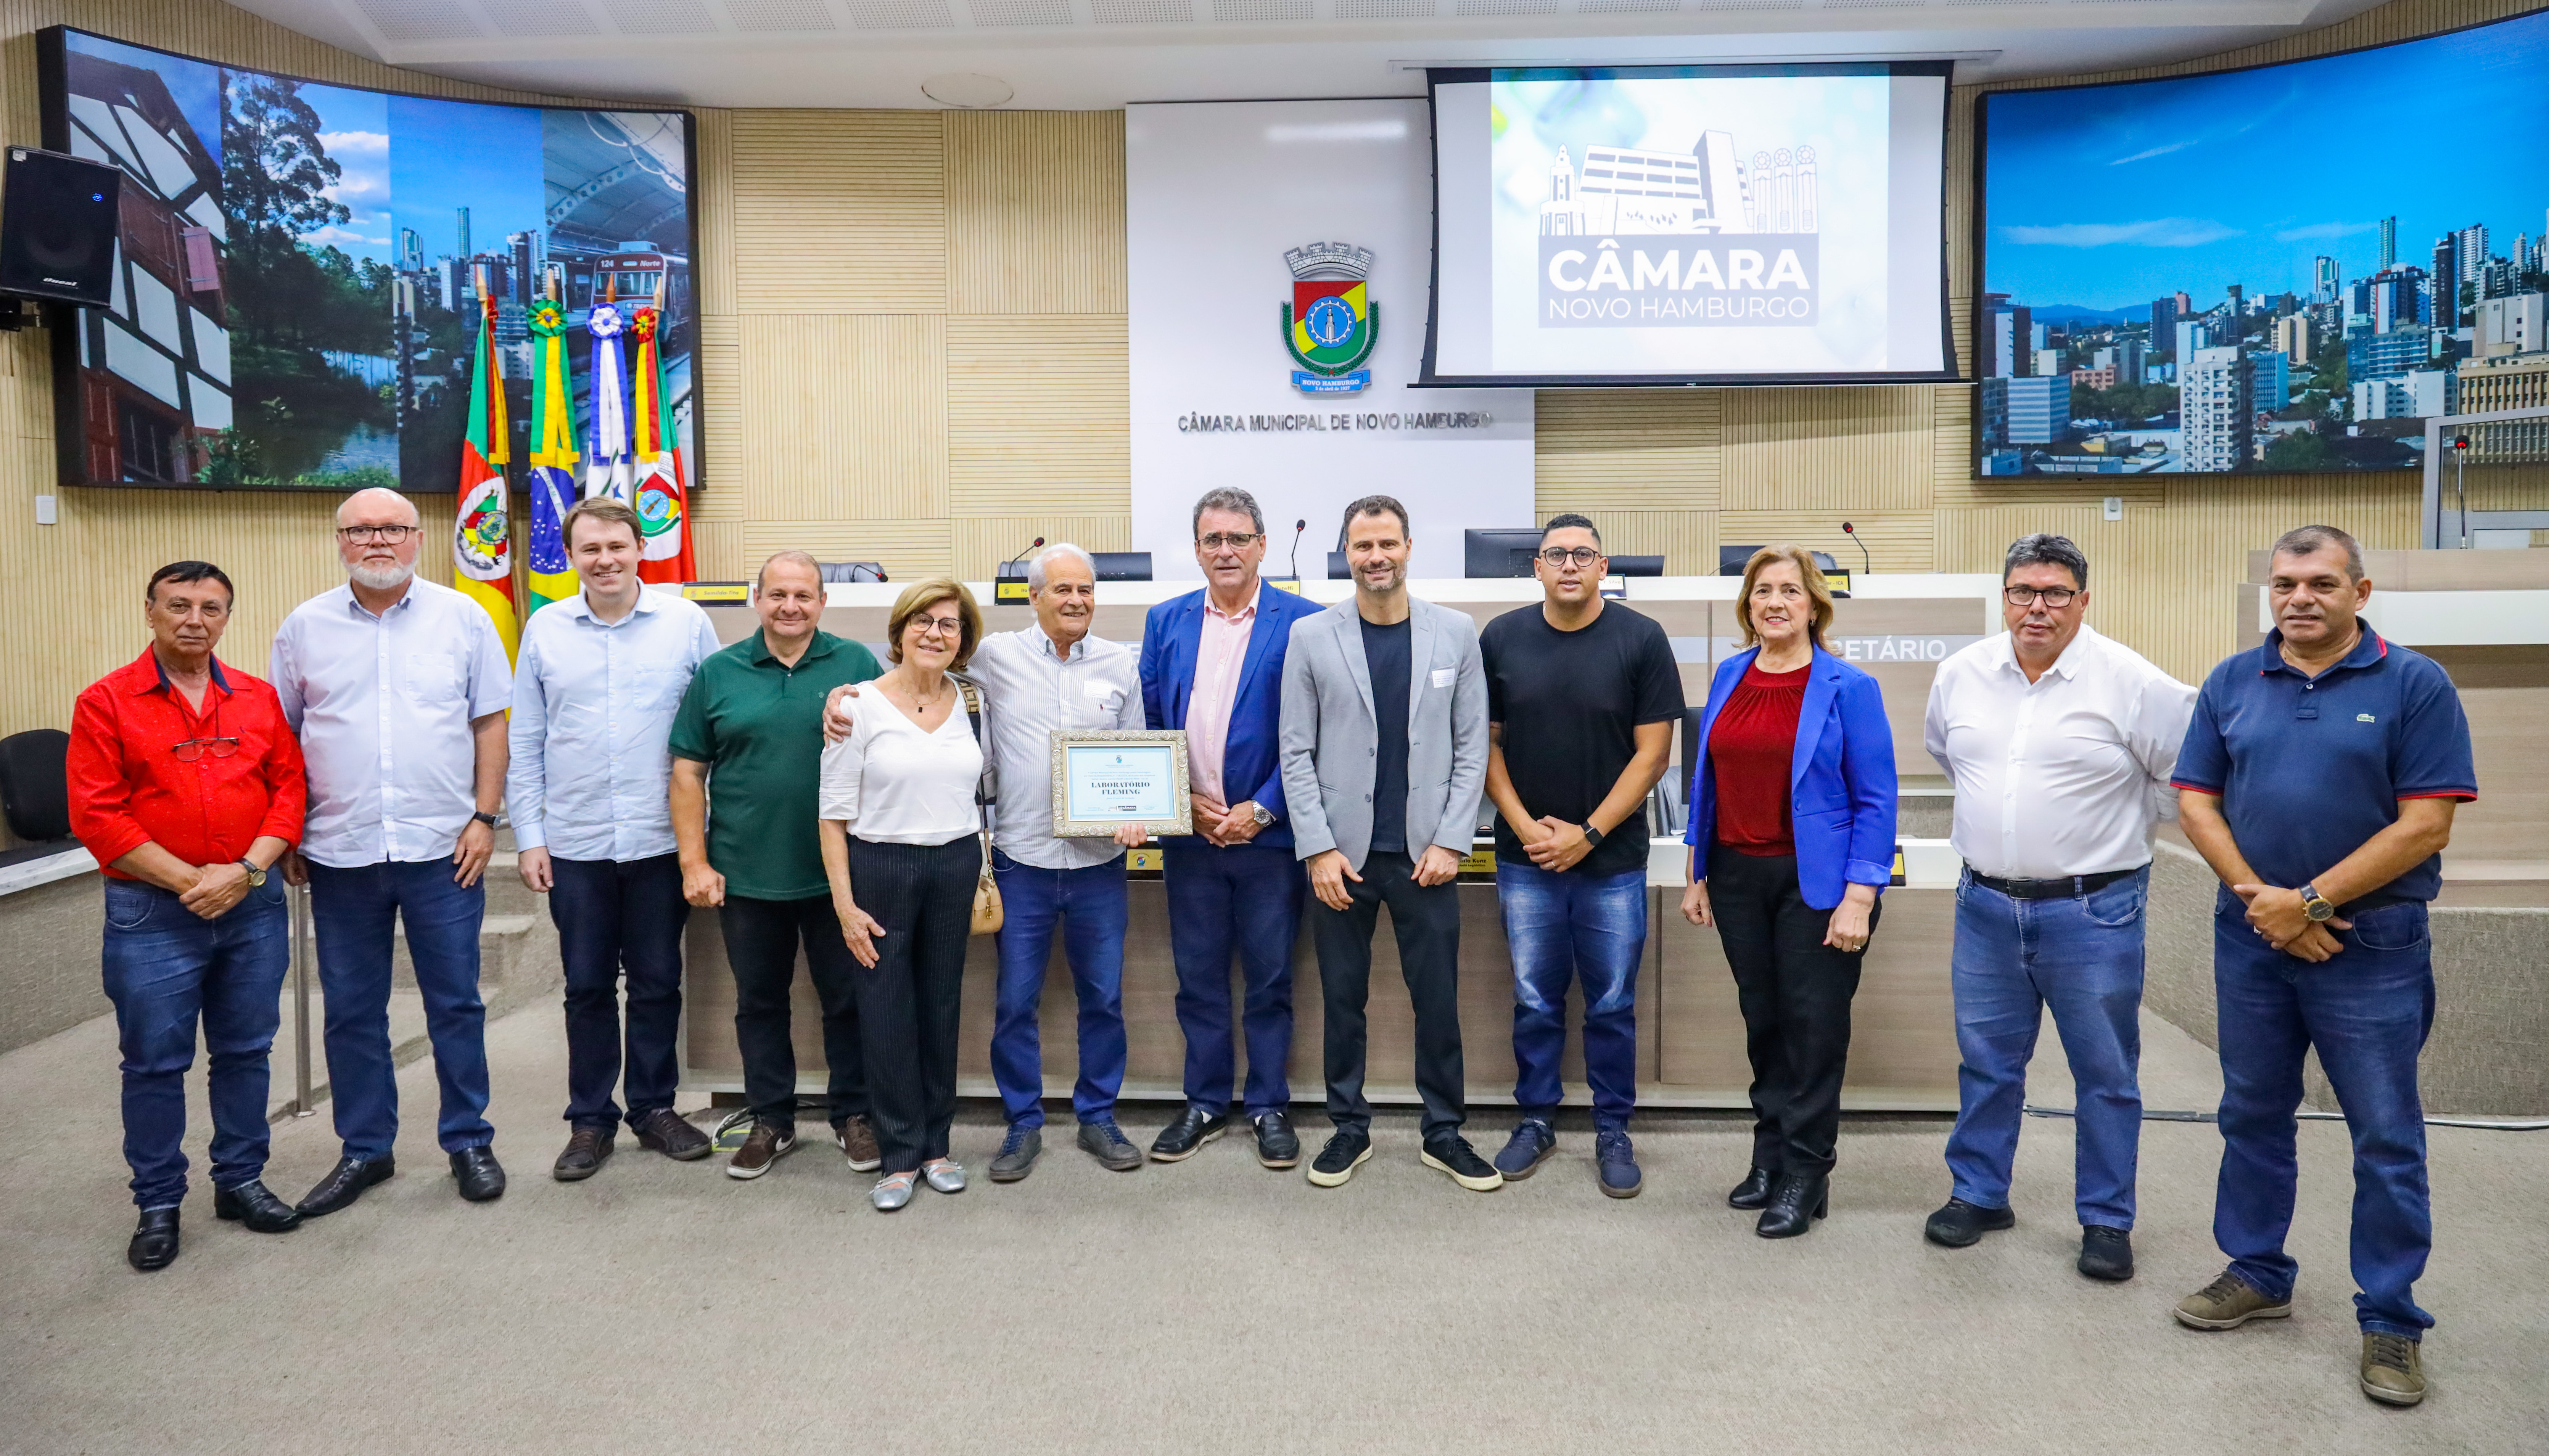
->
<box><xmin>1538</xmin><ymin>136</ymin><xmax>1815</xmax><ymax>238</ymax></box>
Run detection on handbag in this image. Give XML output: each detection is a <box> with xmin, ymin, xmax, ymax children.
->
<box><xmin>959</xmin><ymin>680</ymin><xmax>1003</xmax><ymax>936</ymax></box>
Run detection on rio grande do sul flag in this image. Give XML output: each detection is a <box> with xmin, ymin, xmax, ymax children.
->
<box><xmin>630</xmin><ymin>294</ymin><xmax>697</xmax><ymax>584</ymax></box>
<box><xmin>451</xmin><ymin>285</ymin><xmax>520</xmax><ymax>662</ymax></box>
<box><xmin>524</xmin><ymin>295</ymin><xmax>581</xmax><ymax>616</ymax></box>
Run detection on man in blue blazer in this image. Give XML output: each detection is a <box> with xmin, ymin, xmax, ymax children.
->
<box><xmin>1140</xmin><ymin>488</ymin><xmax>1327</xmax><ymax>1168</ymax></box>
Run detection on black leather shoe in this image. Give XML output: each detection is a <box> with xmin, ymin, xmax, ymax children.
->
<box><xmin>2079</xmin><ymin>1225</ymin><xmax>2135</xmax><ymax>1282</ymax></box>
<box><xmin>1727</xmin><ymin>1167</ymin><xmax>1777</xmax><ymax>1209</ymax></box>
<box><xmin>297</xmin><ymin>1154</ymin><xmax>396</xmax><ymax>1218</ymax></box>
<box><xmin>1756</xmin><ymin>1170</ymin><xmax>1829</xmax><ymax>1239</ymax></box>
<box><xmin>1253</xmin><ymin>1110</ymin><xmax>1302</xmax><ymax>1169</ymax></box>
<box><xmin>1149</xmin><ymin>1104</ymin><xmax>1229</xmax><ymax>1162</ymax></box>
<box><xmin>127</xmin><ymin>1208</ymin><xmax>181</xmax><ymax>1271</ymax></box>
<box><xmin>451</xmin><ymin>1146</ymin><xmax>507</xmax><ymax>1203</ymax></box>
<box><xmin>214</xmin><ymin>1180</ymin><xmax>303</xmax><ymax>1233</ymax></box>
<box><xmin>552</xmin><ymin>1126</ymin><xmax>615</xmax><ymax>1182</ymax></box>
<box><xmin>1924</xmin><ymin>1197</ymin><xmax>2016</xmax><ymax>1248</ymax></box>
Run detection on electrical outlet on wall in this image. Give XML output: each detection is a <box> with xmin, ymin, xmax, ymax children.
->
<box><xmin>2103</xmin><ymin>496</ymin><xmax>2123</xmax><ymax>522</ymax></box>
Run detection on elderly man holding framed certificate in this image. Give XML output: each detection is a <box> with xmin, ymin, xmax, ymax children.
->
<box><xmin>828</xmin><ymin>543</ymin><xmax>1151</xmax><ymax>1181</ymax></box>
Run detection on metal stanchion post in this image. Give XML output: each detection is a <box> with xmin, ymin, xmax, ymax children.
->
<box><xmin>291</xmin><ymin>881</ymin><xmax>316</xmax><ymax>1117</ymax></box>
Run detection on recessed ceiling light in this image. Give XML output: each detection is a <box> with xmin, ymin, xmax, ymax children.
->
<box><xmin>921</xmin><ymin>74</ymin><xmax>1014</xmax><ymax>108</ymax></box>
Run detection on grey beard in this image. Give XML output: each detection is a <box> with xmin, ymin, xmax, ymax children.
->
<box><xmin>348</xmin><ymin>560</ymin><xmax>415</xmax><ymax>591</ymax></box>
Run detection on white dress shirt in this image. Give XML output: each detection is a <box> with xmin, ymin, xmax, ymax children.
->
<box><xmin>270</xmin><ymin>579</ymin><xmax>514</xmax><ymax>869</ymax></box>
<box><xmin>819</xmin><ymin>696</ymin><xmax>983</xmax><ymax>846</ymax></box>
<box><xmin>966</xmin><ymin>626</ymin><xmax>1144</xmax><ymax>869</ymax></box>
<box><xmin>1924</xmin><ymin>623</ymin><xmax>2196</xmax><ymax>880</ymax></box>
<box><xmin>507</xmin><ymin>588</ymin><xmax>721</xmax><ymax>863</ymax></box>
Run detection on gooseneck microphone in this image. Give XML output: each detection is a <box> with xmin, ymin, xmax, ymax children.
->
<box><xmin>1841</xmin><ymin>521</ymin><xmax>1871</xmax><ymax>574</ymax></box>
<box><xmin>1006</xmin><ymin>535</ymin><xmax>1046</xmax><ymax>569</ymax></box>
<box><xmin>1288</xmin><ymin>519</ymin><xmax>1306</xmax><ymax>580</ymax></box>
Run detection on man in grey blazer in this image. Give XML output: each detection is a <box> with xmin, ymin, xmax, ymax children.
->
<box><xmin>1279</xmin><ymin>495</ymin><xmax>1501</xmax><ymax>1192</ymax></box>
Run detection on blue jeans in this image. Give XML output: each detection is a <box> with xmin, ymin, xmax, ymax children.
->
<box><xmin>1163</xmin><ymin>840</ymin><xmax>1304</xmax><ymax>1119</ymax></box>
<box><xmin>549</xmin><ymin>853</ymin><xmax>688</xmax><ymax>1129</ymax></box>
<box><xmin>2212</xmin><ymin>894</ymin><xmax>2436</xmax><ymax>1338</ymax></box>
<box><xmin>1498</xmin><ymin>859</ymin><xmax>1646</xmax><ymax>1132</ymax></box>
<box><xmin>990</xmin><ymin>850</ymin><xmax>1128</xmax><ymax>1129</ymax></box>
<box><xmin>1944</xmin><ymin>868</ymin><xmax>2147</xmax><ymax>1229</ymax></box>
<box><xmin>100</xmin><ymin>878</ymin><xmax>291</xmax><ymax>1209</ymax></box>
<box><xmin>306</xmin><ymin>859</ymin><xmax>493</xmax><ymax>1160</ymax></box>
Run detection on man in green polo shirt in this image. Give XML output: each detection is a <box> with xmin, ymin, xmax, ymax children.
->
<box><xmin>670</xmin><ymin>550</ymin><xmax>886</xmax><ymax>1181</ymax></box>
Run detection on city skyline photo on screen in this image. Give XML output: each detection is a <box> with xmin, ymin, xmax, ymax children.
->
<box><xmin>41</xmin><ymin>27</ymin><xmax>695</xmax><ymax>494</ymax></box>
<box><xmin>1976</xmin><ymin>8</ymin><xmax>2549</xmax><ymax>477</ymax></box>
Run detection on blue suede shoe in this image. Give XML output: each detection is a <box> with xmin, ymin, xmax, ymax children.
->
<box><xmin>1595</xmin><ymin>1130</ymin><xmax>1642</xmax><ymax>1199</ymax></box>
<box><xmin>1493</xmin><ymin>1119</ymin><xmax>1557</xmax><ymax>1180</ymax></box>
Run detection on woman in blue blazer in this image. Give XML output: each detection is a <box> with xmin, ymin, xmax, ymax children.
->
<box><xmin>1680</xmin><ymin>545</ymin><xmax>1897</xmax><ymax>1239</ymax></box>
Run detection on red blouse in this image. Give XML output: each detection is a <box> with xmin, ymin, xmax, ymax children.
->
<box><xmin>1708</xmin><ymin>660</ymin><xmax>1809</xmax><ymax>857</ymax></box>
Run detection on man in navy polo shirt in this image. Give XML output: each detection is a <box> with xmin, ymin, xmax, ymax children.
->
<box><xmin>2166</xmin><ymin>524</ymin><xmax>2475</xmax><ymax>1409</ymax></box>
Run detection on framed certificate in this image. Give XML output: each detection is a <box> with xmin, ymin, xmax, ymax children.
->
<box><xmin>1051</xmin><ymin>730</ymin><xmax>1192</xmax><ymax>837</ymax></box>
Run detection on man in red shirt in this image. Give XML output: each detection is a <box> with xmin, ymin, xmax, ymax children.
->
<box><xmin>67</xmin><ymin>562</ymin><xmax>308</xmax><ymax>1272</ymax></box>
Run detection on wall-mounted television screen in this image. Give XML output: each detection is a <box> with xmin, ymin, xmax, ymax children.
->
<box><xmin>1975</xmin><ymin>9</ymin><xmax>2549</xmax><ymax>478</ymax></box>
<box><xmin>1423</xmin><ymin>63</ymin><xmax>1954</xmax><ymax>387</ymax></box>
<box><xmin>37</xmin><ymin>27</ymin><xmax>697</xmax><ymax>493</ymax></box>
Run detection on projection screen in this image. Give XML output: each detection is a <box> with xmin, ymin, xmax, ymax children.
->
<box><xmin>1423</xmin><ymin>64</ymin><xmax>1954</xmax><ymax>387</ymax></box>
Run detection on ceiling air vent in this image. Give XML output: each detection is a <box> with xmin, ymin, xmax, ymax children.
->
<box><xmin>1336</xmin><ymin>0</ymin><xmax>1436</xmax><ymax>16</ymax></box>
<box><xmin>848</xmin><ymin>0</ymin><xmax>959</xmax><ymax>24</ymax></box>
<box><xmin>1213</xmin><ymin>0</ymin><xmax>1312</xmax><ymax>16</ymax></box>
<box><xmin>726</xmin><ymin>0</ymin><xmax>840</xmax><ymax>27</ymax></box>
<box><xmin>481</xmin><ymin>0</ymin><xmax>605</xmax><ymax>35</ymax></box>
<box><xmin>357</xmin><ymin>0</ymin><xmax>486</xmax><ymax>40</ymax></box>
<box><xmin>605</xmin><ymin>0</ymin><xmax>722</xmax><ymax>31</ymax></box>
<box><xmin>1092</xmin><ymin>0</ymin><xmax>1195</xmax><ymax>19</ymax></box>
<box><xmin>967</xmin><ymin>0</ymin><xmax>1076</xmax><ymax>21</ymax></box>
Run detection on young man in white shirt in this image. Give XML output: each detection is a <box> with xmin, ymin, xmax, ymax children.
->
<box><xmin>1920</xmin><ymin>534</ymin><xmax>2195</xmax><ymax>1281</ymax></box>
<box><xmin>509</xmin><ymin>499</ymin><xmax>723</xmax><ymax>1182</ymax></box>
<box><xmin>270</xmin><ymin>488</ymin><xmax>516</xmax><ymax>1215</ymax></box>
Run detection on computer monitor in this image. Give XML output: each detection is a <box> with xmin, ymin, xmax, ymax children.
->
<box><xmin>1609</xmin><ymin>554</ymin><xmax>1665</xmax><ymax>578</ymax></box>
<box><xmin>1089</xmin><ymin>552</ymin><xmax>1152</xmax><ymax>582</ymax></box>
<box><xmin>1464</xmin><ymin>528</ymin><xmax>1548</xmax><ymax>578</ymax></box>
<box><xmin>1720</xmin><ymin>545</ymin><xmax>1838</xmax><ymax>577</ymax></box>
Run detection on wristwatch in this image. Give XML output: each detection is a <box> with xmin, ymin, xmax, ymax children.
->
<box><xmin>2298</xmin><ymin>883</ymin><xmax>2336</xmax><ymax>922</ymax></box>
<box><xmin>1249</xmin><ymin>803</ymin><xmax>1275</xmax><ymax>829</ymax></box>
<box><xmin>237</xmin><ymin>859</ymin><xmax>266</xmax><ymax>888</ymax></box>
<box><xmin>1581</xmin><ymin>823</ymin><xmax>1605</xmax><ymax>848</ymax></box>
<box><xmin>471</xmin><ymin>810</ymin><xmax>500</xmax><ymax>829</ymax></box>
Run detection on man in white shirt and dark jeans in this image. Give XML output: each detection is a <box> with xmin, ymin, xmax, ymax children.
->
<box><xmin>509</xmin><ymin>498</ymin><xmax>723</xmax><ymax>1182</ymax></box>
<box><xmin>1921</xmin><ymin>534</ymin><xmax>2195</xmax><ymax>1281</ymax></box>
<box><xmin>270</xmin><ymin>488</ymin><xmax>516</xmax><ymax>1216</ymax></box>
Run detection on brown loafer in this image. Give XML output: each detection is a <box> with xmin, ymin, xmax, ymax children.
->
<box><xmin>553</xmin><ymin>1127</ymin><xmax>615</xmax><ymax>1183</ymax></box>
<box><xmin>633</xmin><ymin>1108</ymin><xmax>713</xmax><ymax>1162</ymax></box>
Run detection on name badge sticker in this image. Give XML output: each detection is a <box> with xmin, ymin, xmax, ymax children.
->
<box><xmin>1429</xmin><ymin>667</ymin><xmax>1456</xmax><ymax>689</ymax></box>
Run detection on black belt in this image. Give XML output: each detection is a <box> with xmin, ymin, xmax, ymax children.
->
<box><xmin>1966</xmin><ymin>866</ymin><xmax>2140</xmax><ymax>900</ymax></box>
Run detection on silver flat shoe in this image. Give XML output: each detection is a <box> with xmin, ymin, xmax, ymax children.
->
<box><xmin>870</xmin><ymin>1172</ymin><xmax>916</xmax><ymax>1211</ymax></box>
<box><xmin>922</xmin><ymin>1158</ymin><xmax>966</xmax><ymax>1194</ymax></box>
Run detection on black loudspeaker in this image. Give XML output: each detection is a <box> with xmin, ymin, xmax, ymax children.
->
<box><xmin>0</xmin><ymin>146</ymin><xmax>121</xmax><ymax>306</ymax></box>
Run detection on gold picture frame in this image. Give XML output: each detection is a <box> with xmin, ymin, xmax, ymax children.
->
<box><xmin>1049</xmin><ymin>729</ymin><xmax>1194</xmax><ymax>837</ymax></box>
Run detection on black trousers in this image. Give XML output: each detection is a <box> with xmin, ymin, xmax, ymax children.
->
<box><xmin>845</xmin><ymin>836</ymin><xmax>978</xmax><ymax>1173</ymax></box>
<box><xmin>1311</xmin><ymin>852</ymin><xmax>1466</xmax><ymax>1140</ymax></box>
<box><xmin>719</xmin><ymin>893</ymin><xmax>867</xmax><ymax>1129</ymax></box>
<box><xmin>550</xmin><ymin>853</ymin><xmax>689</xmax><ymax>1129</ymax></box>
<box><xmin>1709</xmin><ymin>845</ymin><xmax>1881</xmax><ymax>1176</ymax></box>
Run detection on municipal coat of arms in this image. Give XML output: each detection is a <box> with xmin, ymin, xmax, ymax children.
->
<box><xmin>1282</xmin><ymin>241</ymin><xmax>1377</xmax><ymax>394</ymax></box>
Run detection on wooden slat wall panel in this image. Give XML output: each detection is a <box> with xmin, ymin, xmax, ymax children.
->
<box><xmin>729</xmin><ymin>111</ymin><xmax>945</xmax><ymax>315</ymax></box>
<box><xmin>691</xmin><ymin>314</ymin><xmax>743</xmax><ymax>519</ymax></box>
<box><xmin>1535</xmin><ymin>389</ymin><xmax>1721</xmax><ymax>510</ymax></box>
<box><xmin>945</xmin><ymin>315</ymin><xmax>1129</xmax><ymax>519</ymax></box>
<box><xmin>1566</xmin><ymin>509</ymin><xmax>1719</xmax><ymax>577</ymax></box>
<box><xmin>1721</xmin><ymin>387</ymin><xmax>1936</xmax><ymax>512</ymax></box>
<box><xmin>735</xmin><ymin>315</ymin><xmax>947</xmax><ymax>523</ymax></box>
<box><xmin>1722</xmin><ymin>509</ymin><xmax>1934</xmax><ymax>572</ymax></box>
<box><xmin>691</xmin><ymin>108</ymin><xmax>737</xmax><ymax>320</ymax></box>
<box><xmin>689</xmin><ymin>521</ymin><xmax>746</xmax><ymax>582</ymax></box>
<box><xmin>948</xmin><ymin>515</ymin><xmax>1134</xmax><ymax>584</ymax></box>
<box><xmin>741</xmin><ymin>518</ymin><xmax>952</xmax><ymax>583</ymax></box>
<box><xmin>946</xmin><ymin>112</ymin><xmax>1127</xmax><ymax>317</ymax></box>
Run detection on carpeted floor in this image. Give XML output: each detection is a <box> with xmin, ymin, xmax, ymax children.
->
<box><xmin>2</xmin><ymin>1000</ymin><xmax>2542</xmax><ymax>1456</ymax></box>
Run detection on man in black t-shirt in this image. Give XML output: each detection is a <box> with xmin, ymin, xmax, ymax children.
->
<box><xmin>1480</xmin><ymin>514</ymin><xmax>1685</xmax><ymax>1198</ymax></box>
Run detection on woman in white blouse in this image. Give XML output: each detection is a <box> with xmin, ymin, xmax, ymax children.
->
<box><xmin>818</xmin><ymin>579</ymin><xmax>986</xmax><ymax>1212</ymax></box>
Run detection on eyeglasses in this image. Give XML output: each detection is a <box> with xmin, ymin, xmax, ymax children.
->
<box><xmin>1538</xmin><ymin>546</ymin><xmax>1602</xmax><ymax>568</ymax></box>
<box><xmin>2003</xmin><ymin>586</ymin><xmax>2079</xmax><ymax>609</ymax></box>
<box><xmin>1197</xmin><ymin>532</ymin><xmax>1262</xmax><ymax>551</ymax></box>
<box><xmin>338</xmin><ymin>526</ymin><xmax>419</xmax><ymax>544</ymax></box>
<box><xmin>171</xmin><ymin>736</ymin><xmax>240</xmax><ymax>761</ymax></box>
<box><xmin>910</xmin><ymin>615</ymin><xmax>966</xmax><ymax>638</ymax></box>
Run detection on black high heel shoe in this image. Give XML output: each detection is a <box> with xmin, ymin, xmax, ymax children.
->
<box><xmin>1755</xmin><ymin>1170</ymin><xmax>1829</xmax><ymax>1239</ymax></box>
<box><xmin>1727</xmin><ymin>1167</ymin><xmax>1776</xmax><ymax>1209</ymax></box>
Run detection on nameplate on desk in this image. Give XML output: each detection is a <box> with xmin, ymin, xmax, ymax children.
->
<box><xmin>681</xmin><ymin>582</ymin><xmax>749</xmax><ymax>603</ymax></box>
<box><xmin>1689</xmin><ymin>635</ymin><xmax>1984</xmax><ymax>665</ymax></box>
